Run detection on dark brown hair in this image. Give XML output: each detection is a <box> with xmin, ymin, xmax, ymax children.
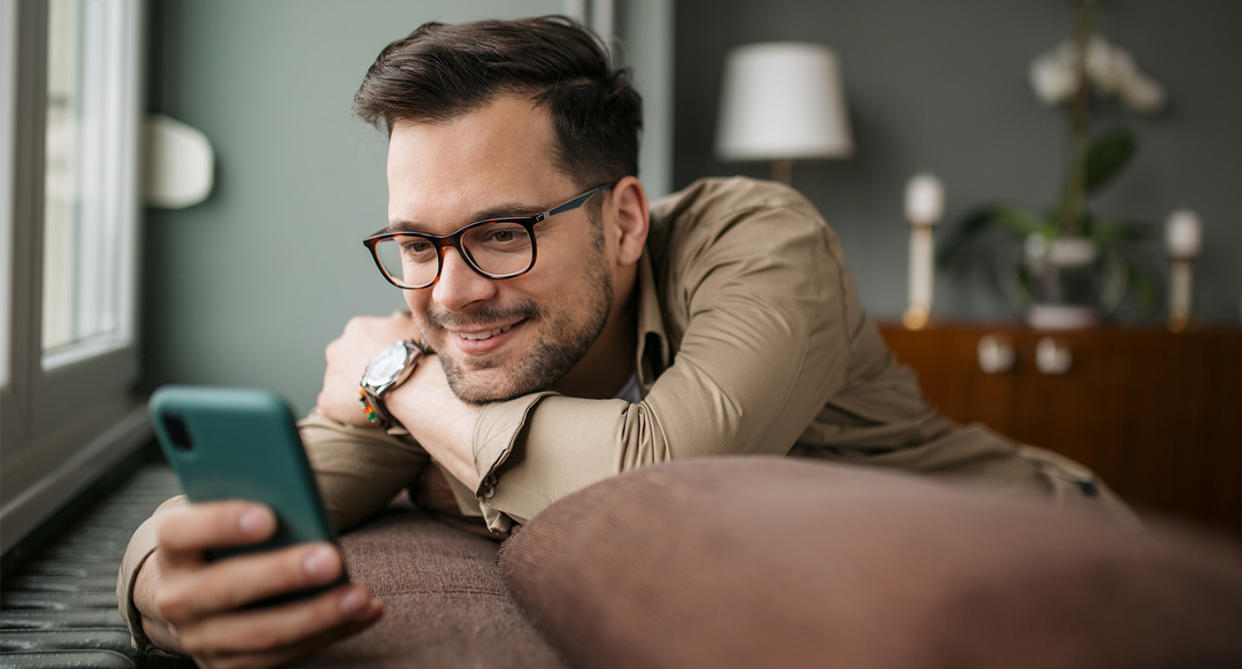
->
<box><xmin>353</xmin><ymin>16</ymin><xmax>641</xmax><ymax>187</ymax></box>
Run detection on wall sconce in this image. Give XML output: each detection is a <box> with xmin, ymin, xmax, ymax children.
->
<box><xmin>716</xmin><ymin>42</ymin><xmax>854</xmax><ymax>185</ymax></box>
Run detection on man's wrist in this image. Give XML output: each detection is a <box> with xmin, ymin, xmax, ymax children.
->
<box><xmin>384</xmin><ymin>357</ymin><xmax>484</xmax><ymax>490</ymax></box>
<box><xmin>359</xmin><ymin>339</ymin><xmax>427</xmax><ymax>429</ymax></box>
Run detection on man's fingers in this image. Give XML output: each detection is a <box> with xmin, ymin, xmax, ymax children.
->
<box><xmin>154</xmin><ymin>541</ymin><xmax>344</xmax><ymax>622</ymax></box>
<box><xmin>177</xmin><ymin>584</ymin><xmax>382</xmax><ymax>657</ymax></box>
<box><xmin>199</xmin><ymin>613</ymin><xmax>381</xmax><ymax>669</ymax></box>
<box><xmin>189</xmin><ymin>614</ymin><xmax>380</xmax><ymax>669</ymax></box>
<box><xmin>156</xmin><ymin>501</ymin><xmax>275</xmax><ymax>562</ymax></box>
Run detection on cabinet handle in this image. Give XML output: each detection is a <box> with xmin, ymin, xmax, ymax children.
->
<box><xmin>1035</xmin><ymin>337</ymin><xmax>1073</xmax><ymax>375</ymax></box>
<box><xmin>977</xmin><ymin>334</ymin><xmax>1016</xmax><ymax>374</ymax></box>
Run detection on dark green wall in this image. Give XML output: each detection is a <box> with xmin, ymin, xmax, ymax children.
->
<box><xmin>674</xmin><ymin>0</ymin><xmax>1242</xmax><ymax>323</ymax></box>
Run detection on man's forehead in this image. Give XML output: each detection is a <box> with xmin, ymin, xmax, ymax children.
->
<box><xmin>386</xmin><ymin>95</ymin><xmax>558</xmax><ymax>170</ymax></box>
<box><xmin>384</xmin><ymin>96</ymin><xmax>571</xmax><ymax>232</ymax></box>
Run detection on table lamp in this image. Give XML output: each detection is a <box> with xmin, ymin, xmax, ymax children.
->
<box><xmin>716</xmin><ymin>42</ymin><xmax>854</xmax><ymax>185</ymax></box>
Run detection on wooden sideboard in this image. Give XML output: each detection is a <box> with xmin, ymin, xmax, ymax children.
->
<box><xmin>879</xmin><ymin>324</ymin><xmax>1242</xmax><ymax>538</ymax></box>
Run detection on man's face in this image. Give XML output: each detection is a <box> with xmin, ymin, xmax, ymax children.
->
<box><xmin>385</xmin><ymin>95</ymin><xmax>616</xmax><ymax>403</ymax></box>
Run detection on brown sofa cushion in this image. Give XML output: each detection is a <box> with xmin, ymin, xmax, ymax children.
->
<box><xmin>292</xmin><ymin>503</ymin><xmax>564</xmax><ymax>668</ymax></box>
<box><xmin>498</xmin><ymin>456</ymin><xmax>1242</xmax><ymax>669</ymax></box>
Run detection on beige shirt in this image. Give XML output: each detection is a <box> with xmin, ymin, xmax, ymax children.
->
<box><xmin>119</xmin><ymin>177</ymin><xmax>1133</xmax><ymax>649</ymax></box>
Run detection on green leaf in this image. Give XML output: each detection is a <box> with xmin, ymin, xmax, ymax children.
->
<box><xmin>1084</xmin><ymin>127</ymin><xmax>1137</xmax><ymax>194</ymax></box>
<box><xmin>1128</xmin><ymin>266</ymin><xmax>1159</xmax><ymax>311</ymax></box>
<box><xmin>993</xmin><ymin>205</ymin><xmax>1054</xmax><ymax>237</ymax></box>
<box><xmin>936</xmin><ymin>205</ymin><xmax>1004</xmax><ymax>267</ymax></box>
<box><xmin>1089</xmin><ymin>219</ymin><xmax>1154</xmax><ymax>244</ymax></box>
<box><xmin>937</xmin><ymin>205</ymin><xmax>1057</xmax><ymax>268</ymax></box>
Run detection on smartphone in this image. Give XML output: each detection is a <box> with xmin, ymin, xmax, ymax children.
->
<box><xmin>149</xmin><ymin>385</ymin><xmax>346</xmax><ymax>602</ymax></box>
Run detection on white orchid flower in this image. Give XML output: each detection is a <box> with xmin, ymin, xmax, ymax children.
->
<box><xmin>1028</xmin><ymin>33</ymin><xmax>1165</xmax><ymax>113</ymax></box>
<box><xmin>1086</xmin><ymin>36</ymin><xmax>1125</xmax><ymax>92</ymax></box>
<box><xmin>1120</xmin><ymin>74</ymin><xmax>1166</xmax><ymax>113</ymax></box>
<box><xmin>1029</xmin><ymin>40</ymin><xmax>1078</xmax><ymax>105</ymax></box>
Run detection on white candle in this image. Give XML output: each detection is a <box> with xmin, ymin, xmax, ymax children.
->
<box><xmin>1166</xmin><ymin>209</ymin><xmax>1202</xmax><ymax>258</ymax></box>
<box><xmin>909</xmin><ymin>225</ymin><xmax>934</xmax><ymax>313</ymax></box>
<box><xmin>1172</xmin><ymin>258</ymin><xmax>1192</xmax><ymax>317</ymax></box>
<box><xmin>904</xmin><ymin>174</ymin><xmax>942</xmax><ymax>326</ymax></box>
<box><xmin>905</xmin><ymin>174</ymin><xmax>944</xmax><ymax>226</ymax></box>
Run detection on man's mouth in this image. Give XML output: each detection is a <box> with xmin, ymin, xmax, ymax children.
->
<box><xmin>444</xmin><ymin>318</ymin><xmax>530</xmax><ymax>355</ymax></box>
<box><xmin>455</xmin><ymin>322</ymin><xmax>519</xmax><ymax>341</ymax></box>
<box><xmin>425</xmin><ymin>302</ymin><xmax>542</xmax><ymax>356</ymax></box>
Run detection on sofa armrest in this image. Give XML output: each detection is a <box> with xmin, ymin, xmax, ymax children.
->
<box><xmin>498</xmin><ymin>456</ymin><xmax>1242</xmax><ymax>668</ymax></box>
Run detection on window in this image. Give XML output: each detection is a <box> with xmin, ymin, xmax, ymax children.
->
<box><xmin>1</xmin><ymin>0</ymin><xmax>148</xmax><ymax>553</ymax></box>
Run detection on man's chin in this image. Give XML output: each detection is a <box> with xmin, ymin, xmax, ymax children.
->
<box><xmin>441</xmin><ymin>359</ymin><xmax>530</xmax><ymax>404</ymax></box>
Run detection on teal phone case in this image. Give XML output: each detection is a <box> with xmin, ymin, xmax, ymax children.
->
<box><xmin>148</xmin><ymin>386</ymin><xmax>339</xmax><ymax>563</ymax></box>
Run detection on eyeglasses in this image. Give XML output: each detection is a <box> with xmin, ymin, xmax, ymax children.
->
<box><xmin>363</xmin><ymin>183</ymin><xmax>612</xmax><ymax>290</ymax></box>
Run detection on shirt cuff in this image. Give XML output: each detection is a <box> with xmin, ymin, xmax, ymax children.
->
<box><xmin>472</xmin><ymin>391</ymin><xmax>557</xmax><ymax>532</ymax></box>
<box><xmin>117</xmin><ymin>495</ymin><xmax>186</xmax><ymax>654</ymax></box>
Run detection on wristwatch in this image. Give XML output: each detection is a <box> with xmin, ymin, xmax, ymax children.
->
<box><xmin>359</xmin><ymin>339</ymin><xmax>426</xmax><ymax>429</ymax></box>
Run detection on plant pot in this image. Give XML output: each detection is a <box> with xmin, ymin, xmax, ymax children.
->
<box><xmin>1015</xmin><ymin>235</ymin><xmax>1127</xmax><ymax>330</ymax></box>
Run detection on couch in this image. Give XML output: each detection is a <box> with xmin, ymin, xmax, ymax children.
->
<box><xmin>288</xmin><ymin>456</ymin><xmax>1242</xmax><ymax>668</ymax></box>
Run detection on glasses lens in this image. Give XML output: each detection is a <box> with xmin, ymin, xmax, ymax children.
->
<box><xmin>461</xmin><ymin>222</ymin><xmax>534</xmax><ymax>277</ymax></box>
<box><xmin>372</xmin><ymin>235</ymin><xmax>439</xmax><ymax>288</ymax></box>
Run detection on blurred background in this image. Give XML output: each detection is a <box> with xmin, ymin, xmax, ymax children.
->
<box><xmin>136</xmin><ymin>0</ymin><xmax>1242</xmax><ymax>413</ymax></box>
<box><xmin>4</xmin><ymin>0</ymin><xmax>1241</xmax><ymax>552</ymax></box>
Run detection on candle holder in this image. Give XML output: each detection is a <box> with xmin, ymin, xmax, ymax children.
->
<box><xmin>1165</xmin><ymin>209</ymin><xmax>1201</xmax><ymax>332</ymax></box>
<box><xmin>903</xmin><ymin>174</ymin><xmax>943</xmax><ymax>330</ymax></box>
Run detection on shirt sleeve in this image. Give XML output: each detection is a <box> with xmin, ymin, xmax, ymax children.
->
<box><xmin>471</xmin><ymin>193</ymin><xmax>855</xmax><ymax>532</ymax></box>
<box><xmin>299</xmin><ymin>408</ymin><xmax>431</xmax><ymax>533</ymax></box>
<box><xmin>117</xmin><ymin>495</ymin><xmax>186</xmax><ymax>654</ymax></box>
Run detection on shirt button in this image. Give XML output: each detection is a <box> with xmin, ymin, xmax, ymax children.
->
<box><xmin>482</xmin><ymin>484</ymin><xmax>496</xmax><ymax>499</ymax></box>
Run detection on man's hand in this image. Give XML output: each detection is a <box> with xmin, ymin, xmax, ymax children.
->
<box><xmin>135</xmin><ymin>501</ymin><xmax>382</xmax><ymax>669</ymax></box>
<box><xmin>318</xmin><ymin>314</ymin><xmax>422</xmax><ymax>426</ymax></box>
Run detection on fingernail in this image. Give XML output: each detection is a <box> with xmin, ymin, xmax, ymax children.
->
<box><xmin>238</xmin><ymin>508</ymin><xmax>271</xmax><ymax>536</ymax></box>
<box><xmin>340</xmin><ymin>588</ymin><xmax>368</xmax><ymax>616</ymax></box>
<box><xmin>303</xmin><ymin>546</ymin><xmax>336</xmax><ymax>580</ymax></box>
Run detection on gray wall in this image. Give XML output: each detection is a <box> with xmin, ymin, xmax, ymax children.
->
<box><xmin>142</xmin><ymin>0</ymin><xmax>1241</xmax><ymax>415</ymax></box>
<box><xmin>674</xmin><ymin>0</ymin><xmax>1242</xmax><ymax>323</ymax></box>
<box><xmin>141</xmin><ymin>0</ymin><xmax>567</xmax><ymax>414</ymax></box>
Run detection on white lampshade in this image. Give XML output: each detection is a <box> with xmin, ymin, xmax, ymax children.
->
<box><xmin>716</xmin><ymin>42</ymin><xmax>855</xmax><ymax>162</ymax></box>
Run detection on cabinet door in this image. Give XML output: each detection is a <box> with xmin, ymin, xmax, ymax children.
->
<box><xmin>881</xmin><ymin>325</ymin><xmax>1242</xmax><ymax>538</ymax></box>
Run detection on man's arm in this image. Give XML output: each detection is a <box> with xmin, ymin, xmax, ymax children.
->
<box><xmin>300</xmin><ymin>408</ymin><xmax>433</xmax><ymax>532</ymax></box>
<box><xmin>322</xmin><ymin>186</ymin><xmax>855</xmax><ymax>532</ymax></box>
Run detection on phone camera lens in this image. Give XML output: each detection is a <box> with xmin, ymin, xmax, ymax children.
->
<box><xmin>162</xmin><ymin>412</ymin><xmax>195</xmax><ymax>452</ymax></box>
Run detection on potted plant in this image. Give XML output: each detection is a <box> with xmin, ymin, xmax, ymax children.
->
<box><xmin>940</xmin><ymin>0</ymin><xmax>1164</xmax><ymax>329</ymax></box>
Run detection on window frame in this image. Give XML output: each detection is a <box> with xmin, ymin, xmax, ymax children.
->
<box><xmin>1</xmin><ymin>0</ymin><xmax>148</xmax><ymax>554</ymax></box>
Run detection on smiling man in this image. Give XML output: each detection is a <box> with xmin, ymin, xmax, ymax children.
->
<box><xmin>117</xmin><ymin>16</ymin><xmax>1137</xmax><ymax>667</ymax></box>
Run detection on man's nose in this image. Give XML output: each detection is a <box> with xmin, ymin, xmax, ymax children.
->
<box><xmin>432</xmin><ymin>247</ymin><xmax>497</xmax><ymax>311</ymax></box>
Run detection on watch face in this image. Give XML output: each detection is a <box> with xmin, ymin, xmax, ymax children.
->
<box><xmin>364</xmin><ymin>343</ymin><xmax>409</xmax><ymax>386</ymax></box>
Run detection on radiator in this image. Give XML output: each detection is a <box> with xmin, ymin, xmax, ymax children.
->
<box><xmin>0</xmin><ymin>464</ymin><xmax>183</xmax><ymax>668</ymax></box>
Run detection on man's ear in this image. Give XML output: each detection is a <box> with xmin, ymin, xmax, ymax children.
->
<box><xmin>608</xmin><ymin>176</ymin><xmax>649</xmax><ymax>265</ymax></box>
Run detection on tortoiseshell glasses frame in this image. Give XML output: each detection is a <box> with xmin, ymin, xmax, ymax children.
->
<box><xmin>362</xmin><ymin>182</ymin><xmax>614</xmax><ymax>290</ymax></box>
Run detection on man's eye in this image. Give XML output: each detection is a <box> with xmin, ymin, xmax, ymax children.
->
<box><xmin>487</xmin><ymin>230</ymin><xmax>518</xmax><ymax>243</ymax></box>
<box><xmin>401</xmin><ymin>239</ymin><xmax>433</xmax><ymax>254</ymax></box>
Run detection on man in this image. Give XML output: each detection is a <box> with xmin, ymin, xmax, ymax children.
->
<box><xmin>118</xmin><ymin>16</ymin><xmax>1135</xmax><ymax>667</ymax></box>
